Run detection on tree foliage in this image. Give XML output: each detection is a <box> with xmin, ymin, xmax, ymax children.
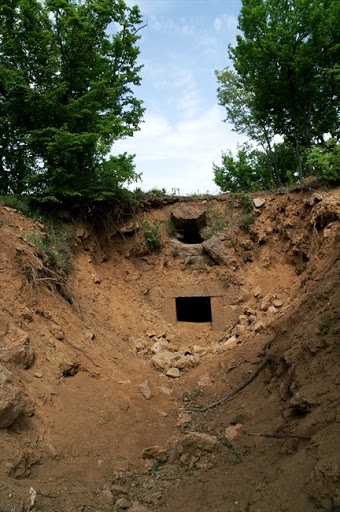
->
<box><xmin>213</xmin><ymin>141</ymin><xmax>296</xmax><ymax>192</ymax></box>
<box><xmin>215</xmin><ymin>0</ymin><xmax>340</xmax><ymax>191</ymax></box>
<box><xmin>0</xmin><ymin>0</ymin><xmax>144</xmax><ymax>202</ymax></box>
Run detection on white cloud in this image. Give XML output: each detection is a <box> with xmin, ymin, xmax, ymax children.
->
<box><xmin>148</xmin><ymin>15</ymin><xmax>195</xmax><ymax>35</ymax></box>
<box><xmin>213</xmin><ymin>14</ymin><xmax>238</xmax><ymax>32</ymax></box>
<box><xmin>124</xmin><ymin>0</ymin><xmax>173</xmax><ymax>16</ymax></box>
<box><xmin>114</xmin><ymin>105</ymin><xmax>246</xmax><ymax>194</ymax></box>
<box><xmin>213</xmin><ymin>17</ymin><xmax>223</xmax><ymax>32</ymax></box>
<box><xmin>197</xmin><ymin>33</ymin><xmax>220</xmax><ymax>59</ymax></box>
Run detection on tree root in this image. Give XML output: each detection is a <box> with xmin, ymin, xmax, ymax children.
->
<box><xmin>185</xmin><ymin>359</ymin><xmax>268</xmax><ymax>413</ymax></box>
<box><xmin>246</xmin><ymin>432</ymin><xmax>311</xmax><ymax>440</ymax></box>
<box><xmin>184</xmin><ymin>335</ymin><xmax>276</xmax><ymax>413</ymax></box>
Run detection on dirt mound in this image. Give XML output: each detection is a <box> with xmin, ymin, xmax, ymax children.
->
<box><xmin>0</xmin><ymin>186</ymin><xmax>339</xmax><ymax>512</ymax></box>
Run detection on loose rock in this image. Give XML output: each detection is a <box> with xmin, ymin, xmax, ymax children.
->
<box><xmin>225</xmin><ymin>423</ymin><xmax>245</xmax><ymax>443</ymax></box>
<box><xmin>202</xmin><ymin>236</ymin><xmax>230</xmax><ymax>266</ymax></box>
<box><xmin>166</xmin><ymin>367</ymin><xmax>180</xmax><ymax>378</ymax></box>
<box><xmin>0</xmin><ymin>363</ymin><xmax>26</xmax><ymax>428</ymax></box>
<box><xmin>253</xmin><ymin>197</ymin><xmax>266</xmax><ymax>208</ymax></box>
<box><xmin>138</xmin><ymin>380</ymin><xmax>152</xmax><ymax>400</ymax></box>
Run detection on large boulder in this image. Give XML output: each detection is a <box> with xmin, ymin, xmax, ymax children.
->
<box><xmin>202</xmin><ymin>236</ymin><xmax>230</xmax><ymax>265</ymax></box>
<box><xmin>0</xmin><ymin>363</ymin><xmax>26</xmax><ymax>428</ymax></box>
<box><xmin>170</xmin><ymin>205</ymin><xmax>206</xmax><ymax>243</ymax></box>
<box><xmin>0</xmin><ymin>340</ymin><xmax>35</xmax><ymax>369</ymax></box>
<box><xmin>171</xmin><ymin>205</ymin><xmax>207</xmax><ymax>230</ymax></box>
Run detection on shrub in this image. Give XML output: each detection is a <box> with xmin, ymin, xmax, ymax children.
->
<box><xmin>142</xmin><ymin>220</ymin><xmax>162</xmax><ymax>251</ymax></box>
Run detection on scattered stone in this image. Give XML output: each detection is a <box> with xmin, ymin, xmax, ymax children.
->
<box><xmin>180</xmin><ymin>452</ymin><xmax>196</xmax><ymax>466</ymax></box>
<box><xmin>253</xmin><ymin>197</ymin><xmax>266</xmax><ymax>208</ymax></box>
<box><xmin>176</xmin><ymin>412</ymin><xmax>192</xmax><ymax>427</ymax></box>
<box><xmin>191</xmin><ymin>345</ymin><xmax>203</xmax><ymax>355</ymax></box>
<box><xmin>253</xmin><ymin>285</ymin><xmax>262</xmax><ymax>298</ymax></box>
<box><xmin>138</xmin><ymin>380</ymin><xmax>152</xmax><ymax>400</ymax></box>
<box><xmin>254</xmin><ymin>321</ymin><xmax>266</xmax><ymax>333</ymax></box>
<box><xmin>272</xmin><ymin>299</ymin><xmax>283</xmax><ymax>308</ymax></box>
<box><xmin>183</xmin><ymin>432</ymin><xmax>221</xmax><ymax>453</ymax></box>
<box><xmin>175</xmin><ymin>354</ymin><xmax>200</xmax><ymax>370</ymax></box>
<box><xmin>159</xmin><ymin>386</ymin><xmax>173</xmax><ymax>396</ymax></box>
<box><xmin>268</xmin><ymin>306</ymin><xmax>278</xmax><ymax>314</ymax></box>
<box><xmin>151</xmin><ymin>340</ymin><xmax>169</xmax><ymax>354</ymax></box>
<box><xmin>93</xmin><ymin>275</ymin><xmax>101</xmax><ymax>284</ymax></box>
<box><xmin>244</xmin><ymin>307</ymin><xmax>256</xmax><ymax>316</ymax></box>
<box><xmin>141</xmin><ymin>446</ymin><xmax>168</xmax><ymax>462</ymax></box>
<box><xmin>0</xmin><ymin>364</ymin><xmax>26</xmax><ymax>429</ymax></box>
<box><xmin>34</xmin><ymin>372</ymin><xmax>43</xmax><ymax>379</ymax></box>
<box><xmin>197</xmin><ymin>375</ymin><xmax>213</xmax><ymax>387</ymax></box>
<box><xmin>146</xmin><ymin>331</ymin><xmax>156</xmax><ymax>338</ymax></box>
<box><xmin>114</xmin><ymin>497</ymin><xmax>131</xmax><ymax>510</ymax></box>
<box><xmin>102</xmin><ymin>488</ymin><xmax>114</xmax><ymax>506</ymax></box>
<box><xmin>85</xmin><ymin>329</ymin><xmax>95</xmax><ymax>341</ymax></box>
<box><xmin>224</xmin><ymin>423</ymin><xmax>245</xmax><ymax>443</ymax></box>
<box><xmin>166</xmin><ymin>367</ymin><xmax>180</xmax><ymax>378</ymax></box>
<box><xmin>54</xmin><ymin>330</ymin><xmax>64</xmax><ymax>341</ymax></box>
<box><xmin>234</xmin><ymin>324</ymin><xmax>248</xmax><ymax>337</ymax></box>
<box><xmin>151</xmin><ymin>351</ymin><xmax>180</xmax><ymax>371</ymax></box>
<box><xmin>238</xmin><ymin>314</ymin><xmax>250</xmax><ymax>326</ymax></box>
<box><xmin>260</xmin><ymin>294</ymin><xmax>272</xmax><ymax>311</ymax></box>
<box><xmin>202</xmin><ymin>236</ymin><xmax>230</xmax><ymax>266</ymax></box>
<box><xmin>223</xmin><ymin>335</ymin><xmax>239</xmax><ymax>349</ymax></box>
<box><xmin>118</xmin><ymin>379</ymin><xmax>131</xmax><ymax>385</ymax></box>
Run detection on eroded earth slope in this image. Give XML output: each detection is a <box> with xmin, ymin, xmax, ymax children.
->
<box><xmin>0</xmin><ymin>186</ymin><xmax>339</xmax><ymax>512</ymax></box>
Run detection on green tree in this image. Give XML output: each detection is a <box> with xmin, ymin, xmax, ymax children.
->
<box><xmin>0</xmin><ymin>0</ymin><xmax>144</xmax><ymax>201</ymax></box>
<box><xmin>307</xmin><ymin>138</ymin><xmax>340</xmax><ymax>181</ymax></box>
<box><xmin>215</xmin><ymin>0</ymin><xmax>340</xmax><ymax>187</ymax></box>
<box><xmin>213</xmin><ymin>141</ymin><xmax>296</xmax><ymax>192</ymax></box>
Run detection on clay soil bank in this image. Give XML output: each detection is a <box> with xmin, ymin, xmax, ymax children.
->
<box><xmin>0</xmin><ymin>186</ymin><xmax>339</xmax><ymax>512</ymax></box>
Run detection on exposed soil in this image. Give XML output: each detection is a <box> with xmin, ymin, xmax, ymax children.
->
<box><xmin>0</xmin><ymin>185</ymin><xmax>339</xmax><ymax>512</ymax></box>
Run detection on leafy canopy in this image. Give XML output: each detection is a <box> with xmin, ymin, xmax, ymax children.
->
<box><xmin>214</xmin><ymin>0</ymin><xmax>340</xmax><ymax>191</ymax></box>
<box><xmin>0</xmin><ymin>0</ymin><xmax>145</xmax><ymax>202</ymax></box>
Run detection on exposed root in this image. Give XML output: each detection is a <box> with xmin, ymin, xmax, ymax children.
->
<box><xmin>16</xmin><ymin>246</ymin><xmax>78</xmax><ymax>309</ymax></box>
<box><xmin>185</xmin><ymin>359</ymin><xmax>268</xmax><ymax>413</ymax></box>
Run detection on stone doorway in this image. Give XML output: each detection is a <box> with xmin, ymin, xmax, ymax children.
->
<box><xmin>163</xmin><ymin>284</ymin><xmax>226</xmax><ymax>331</ymax></box>
<box><xmin>175</xmin><ymin>296</ymin><xmax>212</xmax><ymax>323</ymax></box>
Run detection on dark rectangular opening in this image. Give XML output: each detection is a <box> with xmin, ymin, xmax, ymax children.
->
<box><xmin>176</xmin><ymin>296</ymin><xmax>212</xmax><ymax>323</ymax></box>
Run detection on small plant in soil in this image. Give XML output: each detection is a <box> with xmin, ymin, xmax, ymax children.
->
<box><xmin>240</xmin><ymin>193</ymin><xmax>253</xmax><ymax>213</ymax></box>
<box><xmin>26</xmin><ymin>230</ymin><xmax>72</xmax><ymax>275</ymax></box>
<box><xmin>240</xmin><ymin>214</ymin><xmax>256</xmax><ymax>231</ymax></box>
<box><xmin>181</xmin><ymin>388</ymin><xmax>203</xmax><ymax>403</ymax></box>
<box><xmin>319</xmin><ymin>314</ymin><xmax>331</xmax><ymax>334</ymax></box>
<box><xmin>142</xmin><ymin>220</ymin><xmax>162</xmax><ymax>251</ymax></box>
<box><xmin>205</xmin><ymin>219</ymin><xmax>227</xmax><ymax>239</ymax></box>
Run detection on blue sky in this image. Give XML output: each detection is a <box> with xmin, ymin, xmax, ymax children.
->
<box><xmin>115</xmin><ymin>0</ymin><xmax>245</xmax><ymax>195</ymax></box>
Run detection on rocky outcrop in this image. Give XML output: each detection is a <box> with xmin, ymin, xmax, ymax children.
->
<box><xmin>0</xmin><ymin>363</ymin><xmax>26</xmax><ymax>428</ymax></box>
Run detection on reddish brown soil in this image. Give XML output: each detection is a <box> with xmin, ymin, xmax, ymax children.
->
<box><xmin>0</xmin><ymin>186</ymin><xmax>339</xmax><ymax>512</ymax></box>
